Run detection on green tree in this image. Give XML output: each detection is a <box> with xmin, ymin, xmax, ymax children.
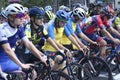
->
<box><xmin>21</xmin><ymin>0</ymin><xmax>54</xmax><ymax>8</ymax></box>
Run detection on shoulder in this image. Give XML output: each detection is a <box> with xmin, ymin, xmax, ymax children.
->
<box><xmin>0</xmin><ymin>22</ymin><xmax>10</xmax><ymax>32</ymax></box>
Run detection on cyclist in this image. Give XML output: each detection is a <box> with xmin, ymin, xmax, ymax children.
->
<box><xmin>23</xmin><ymin>6</ymin><xmax>64</xmax><ymax>63</ymax></box>
<box><xmin>109</xmin><ymin>9</ymin><xmax>120</xmax><ymax>34</ymax></box>
<box><xmin>90</xmin><ymin>3</ymin><xmax>103</xmax><ymax>16</ymax></box>
<box><xmin>0</xmin><ymin>3</ymin><xmax>47</xmax><ymax>75</ymax></box>
<box><xmin>0</xmin><ymin>10</ymin><xmax>7</xmax><ymax>24</ymax></box>
<box><xmin>44</xmin><ymin>5</ymin><xmax>55</xmax><ymax>25</ymax></box>
<box><xmin>80</xmin><ymin>6</ymin><xmax>120</xmax><ymax>58</ymax></box>
<box><xmin>22</xmin><ymin>7</ymin><xmax>30</xmax><ymax>27</ymax></box>
<box><xmin>42</xmin><ymin>10</ymin><xmax>72</xmax><ymax>70</ymax></box>
<box><xmin>44</xmin><ymin>10</ymin><xmax>55</xmax><ymax>28</ymax></box>
<box><xmin>88</xmin><ymin>3</ymin><xmax>96</xmax><ymax>16</ymax></box>
<box><xmin>61</xmin><ymin>7</ymin><xmax>97</xmax><ymax>55</ymax></box>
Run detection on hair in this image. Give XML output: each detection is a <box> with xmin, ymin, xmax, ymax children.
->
<box><xmin>54</xmin><ymin>18</ymin><xmax>60</xmax><ymax>33</ymax></box>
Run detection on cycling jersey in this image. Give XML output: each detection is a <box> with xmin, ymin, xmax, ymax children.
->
<box><xmin>109</xmin><ymin>16</ymin><xmax>120</xmax><ymax>29</ymax></box>
<box><xmin>25</xmin><ymin>24</ymin><xmax>31</xmax><ymax>39</ymax></box>
<box><xmin>60</xmin><ymin>18</ymin><xmax>82</xmax><ymax>49</ymax></box>
<box><xmin>81</xmin><ymin>15</ymin><xmax>110</xmax><ymax>42</ymax></box>
<box><xmin>42</xmin><ymin>19</ymin><xmax>71</xmax><ymax>52</ymax></box>
<box><xmin>24</xmin><ymin>23</ymin><xmax>49</xmax><ymax>51</ymax></box>
<box><xmin>0</xmin><ymin>22</ymin><xmax>26</xmax><ymax>72</ymax></box>
<box><xmin>81</xmin><ymin>15</ymin><xmax>110</xmax><ymax>34</ymax></box>
<box><xmin>109</xmin><ymin>16</ymin><xmax>120</xmax><ymax>38</ymax></box>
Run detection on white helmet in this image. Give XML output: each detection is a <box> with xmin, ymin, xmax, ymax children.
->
<box><xmin>73</xmin><ymin>7</ymin><xmax>86</xmax><ymax>19</ymax></box>
<box><xmin>0</xmin><ymin>10</ymin><xmax>7</xmax><ymax>19</ymax></box>
<box><xmin>24</xmin><ymin>7</ymin><xmax>29</xmax><ymax>13</ymax></box>
<box><xmin>5</xmin><ymin>3</ymin><xmax>25</xmax><ymax>16</ymax></box>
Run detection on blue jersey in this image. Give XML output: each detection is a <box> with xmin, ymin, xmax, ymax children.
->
<box><xmin>66</xmin><ymin>18</ymin><xmax>82</xmax><ymax>34</ymax></box>
<box><xmin>47</xmin><ymin>19</ymin><xmax>71</xmax><ymax>39</ymax></box>
<box><xmin>0</xmin><ymin>22</ymin><xmax>26</xmax><ymax>61</ymax></box>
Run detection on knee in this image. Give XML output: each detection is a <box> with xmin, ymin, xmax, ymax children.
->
<box><xmin>100</xmin><ymin>39</ymin><xmax>107</xmax><ymax>45</ymax></box>
<box><xmin>54</xmin><ymin>55</ymin><xmax>63</xmax><ymax>64</ymax></box>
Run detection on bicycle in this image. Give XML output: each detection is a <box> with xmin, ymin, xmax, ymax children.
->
<box><xmin>0</xmin><ymin>69</ymin><xmax>31</xmax><ymax>80</ymax></box>
<box><xmin>31</xmin><ymin>56</ymin><xmax>72</xmax><ymax>80</ymax></box>
<box><xmin>101</xmin><ymin>44</ymin><xmax>120</xmax><ymax>73</ymax></box>
<box><xmin>70</xmin><ymin>48</ymin><xmax>113</xmax><ymax>80</ymax></box>
<box><xmin>60</xmin><ymin>50</ymin><xmax>93</xmax><ymax>80</ymax></box>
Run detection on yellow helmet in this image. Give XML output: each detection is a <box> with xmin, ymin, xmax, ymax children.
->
<box><xmin>45</xmin><ymin>10</ymin><xmax>54</xmax><ymax>20</ymax></box>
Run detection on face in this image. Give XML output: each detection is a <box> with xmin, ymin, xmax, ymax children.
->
<box><xmin>59</xmin><ymin>20</ymin><xmax>66</xmax><ymax>27</ymax></box>
<box><xmin>34</xmin><ymin>18</ymin><xmax>44</xmax><ymax>26</ymax></box>
<box><xmin>73</xmin><ymin>15</ymin><xmax>81</xmax><ymax>23</ymax></box>
<box><xmin>10</xmin><ymin>13</ymin><xmax>25</xmax><ymax>26</ymax></box>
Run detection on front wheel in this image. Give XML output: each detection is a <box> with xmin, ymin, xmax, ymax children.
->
<box><xmin>61</xmin><ymin>63</ymin><xmax>93</xmax><ymax>80</ymax></box>
<box><xmin>37</xmin><ymin>70</ymin><xmax>72</xmax><ymax>80</ymax></box>
<box><xmin>79</xmin><ymin>56</ymin><xmax>113</xmax><ymax>80</ymax></box>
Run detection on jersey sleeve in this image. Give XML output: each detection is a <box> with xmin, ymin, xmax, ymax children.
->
<box><xmin>66</xmin><ymin>20</ymin><xmax>74</xmax><ymax>34</ymax></box>
<box><xmin>18</xmin><ymin>26</ymin><xmax>26</xmax><ymax>40</ymax></box>
<box><xmin>0</xmin><ymin>27</ymin><xmax>8</xmax><ymax>45</ymax></box>
<box><xmin>76</xmin><ymin>23</ymin><xmax>82</xmax><ymax>33</ymax></box>
<box><xmin>43</xmin><ymin>28</ymin><xmax>49</xmax><ymax>39</ymax></box>
<box><xmin>64</xmin><ymin>25</ymin><xmax>72</xmax><ymax>37</ymax></box>
<box><xmin>96</xmin><ymin>15</ymin><xmax>105</xmax><ymax>29</ymax></box>
<box><xmin>47</xmin><ymin>25</ymin><xmax>55</xmax><ymax>39</ymax></box>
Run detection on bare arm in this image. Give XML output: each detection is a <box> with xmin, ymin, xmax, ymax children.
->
<box><xmin>67</xmin><ymin>34</ymin><xmax>82</xmax><ymax>50</ymax></box>
<box><xmin>22</xmin><ymin>38</ymin><xmax>44</xmax><ymax>59</ymax></box>
<box><xmin>109</xmin><ymin>27</ymin><xmax>120</xmax><ymax>37</ymax></box>
<box><xmin>52</xmin><ymin>39</ymin><xmax>68</xmax><ymax>51</ymax></box>
<box><xmin>46</xmin><ymin>37</ymin><xmax>61</xmax><ymax>51</ymax></box>
<box><xmin>101</xmin><ymin>28</ymin><xmax>115</xmax><ymax>41</ymax></box>
<box><xmin>78</xmin><ymin>32</ymin><xmax>97</xmax><ymax>44</ymax></box>
<box><xmin>117</xmin><ymin>25</ymin><xmax>120</xmax><ymax>33</ymax></box>
<box><xmin>72</xmin><ymin>33</ymin><xmax>86</xmax><ymax>49</ymax></box>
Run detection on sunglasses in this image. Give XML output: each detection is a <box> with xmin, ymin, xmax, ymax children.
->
<box><xmin>35</xmin><ymin>15</ymin><xmax>44</xmax><ymax>19</ymax></box>
<box><xmin>11</xmin><ymin>13</ymin><xmax>25</xmax><ymax>18</ymax></box>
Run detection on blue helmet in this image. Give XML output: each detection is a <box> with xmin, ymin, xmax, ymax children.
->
<box><xmin>56</xmin><ymin>10</ymin><xmax>69</xmax><ymax>22</ymax></box>
<box><xmin>29</xmin><ymin>6</ymin><xmax>45</xmax><ymax>18</ymax></box>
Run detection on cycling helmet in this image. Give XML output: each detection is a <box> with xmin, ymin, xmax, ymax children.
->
<box><xmin>102</xmin><ymin>6</ymin><xmax>114</xmax><ymax>18</ymax></box>
<box><xmin>59</xmin><ymin>5</ymin><xmax>70</xmax><ymax>12</ymax></box>
<box><xmin>72</xmin><ymin>7</ymin><xmax>86</xmax><ymax>19</ymax></box>
<box><xmin>45</xmin><ymin>5</ymin><xmax>52</xmax><ymax>11</ymax></box>
<box><xmin>0</xmin><ymin>10</ymin><xmax>7</xmax><ymax>19</ymax></box>
<box><xmin>5</xmin><ymin>3</ymin><xmax>24</xmax><ymax>16</ymax></box>
<box><xmin>73</xmin><ymin>3</ymin><xmax>82</xmax><ymax>9</ymax></box>
<box><xmin>45</xmin><ymin>10</ymin><xmax>54</xmax><ymax>20</ymax></box>
<box><xmin>96</xmin><ymin>3</ymin><xmax>103</xmax><ymax>7</ymax></box>
<box><xmin>24</xmin><ymin>7</ymin><xmax>29</xmax><ymax>13</ymax></box>
<box><xmin>29</xmin><ymin>6</ymin><xmax>45</xmax><ymax>18</ymax></box>
<box><xmin>56</xmin><ymin>10</ymin><xmax>69</xmax><ymax>22</ymax></box>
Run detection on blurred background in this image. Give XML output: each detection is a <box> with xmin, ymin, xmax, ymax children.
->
<box><xmin>0</xmin><ymin>0</ymin><xmax>119</xmax><ymax>13</ymax></box>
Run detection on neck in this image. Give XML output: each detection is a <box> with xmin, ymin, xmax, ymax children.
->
<box><xmin>8</xmin><ymin>20</ymin><xmax>18</xmax><ymax>28</ymax></box>
<box><xmin>33</xmin><ymin>23</ymin><xmax>39</xmax><ymax>29</ymax></box>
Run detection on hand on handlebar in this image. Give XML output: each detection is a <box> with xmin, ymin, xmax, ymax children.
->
<box><xmin>21</xmin><ymin>63</ymin><xmax>34</xmax><ymax>70</ymax></box>
<box><xmin>40</xmin><ymin>55</ymin><xmax>48</xmax><ymax>66</ymax></box>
